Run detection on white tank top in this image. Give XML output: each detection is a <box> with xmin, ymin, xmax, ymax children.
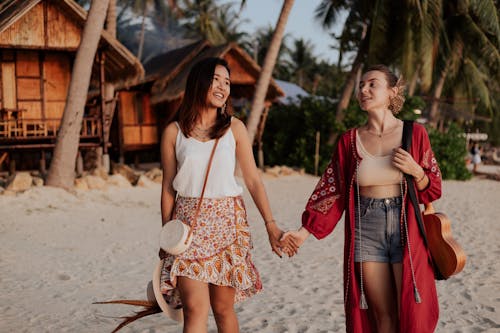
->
<box><xmin>172</xmin><ymin>121</ymin><xmax>243</xmax><ymax>198</ymax></box>
<box><xmin>356</xmin><ymin>131</ymin><xmax>402</xmax><ymax>186</ymax></box>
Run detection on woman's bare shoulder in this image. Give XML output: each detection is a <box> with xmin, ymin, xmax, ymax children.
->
<box><xmin>163</xmin><ymin>121</ymin><xmax>179</xmax><ymax>142</ymax></box>
<box><xmin>230</xmin><ymin>117</ymin><xmax>247</xmax><ymax>138</ymax></box>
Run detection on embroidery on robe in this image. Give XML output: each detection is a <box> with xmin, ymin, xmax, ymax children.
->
<box><xmin>422</xmin><ymin>148</ymin><xmax>441</xmax><ymax>178</ymax></box>
<box><xmin>307</xmin><ymin>162</ymin><xmax>339</xmax><ymax>214</ymax></box>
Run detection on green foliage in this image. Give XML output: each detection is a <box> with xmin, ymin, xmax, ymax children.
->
<box><xmin>263</xmin><ymin>97</ymin><xmax>336</xmax><ymax>174</ymax></box>
<box><xmin>428</xmin><ymin>123</ymin><xmax>472</xmax><ymax>180</ymax></box>
<box><xmin>263</xmin><ymin>95</ymin><xmax>471</xmax><ymax>181</ymax></box>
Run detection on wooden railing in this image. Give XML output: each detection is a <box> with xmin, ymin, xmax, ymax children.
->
<box><xmin>0</xmin><ymin>117</ymin><xmax>101</xmax><ymax>139</ymax></box>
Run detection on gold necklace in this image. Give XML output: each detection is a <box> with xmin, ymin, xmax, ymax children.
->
<box><xmin>365</xmin><ymin>122</ymin><xmax>401</xmax><ymax>138</ymax></box>
<box><xmin>194</xmin><ymin>126</ymin><xmax>211</xmax><ymax>132</ymax></box>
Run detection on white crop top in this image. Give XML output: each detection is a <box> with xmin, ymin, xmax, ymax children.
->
<box><xmin>172</xmin><ymin>121</ymin><xmax>243</xmax><ymax>198</ymax></box>
<box><xmin>356</xmin><ymin>131</ymin><xmax>402</xmax><ymax>186</ymax></box>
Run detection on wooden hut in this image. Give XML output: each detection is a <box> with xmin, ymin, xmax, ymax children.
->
<box><xmin>0</xmin><ymin>0</ymin><xmax>143</xmax><ymax>172</ymax></box>
<box><xmin>113</xmin><ymin>40</ymin><xmax>284</xmax><ymax>163</ymax></box>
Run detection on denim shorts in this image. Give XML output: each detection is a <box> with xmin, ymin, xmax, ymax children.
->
<box><xmin>354</xmin><ymin>196</ymin><xmax>403</xmax><ymax>263</ymax></box>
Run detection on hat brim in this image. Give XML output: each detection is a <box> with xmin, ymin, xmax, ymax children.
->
<box><xmin>152</xmin><ymin>259</ymin><xmax>183</xmax><ymax>322</ymax></box>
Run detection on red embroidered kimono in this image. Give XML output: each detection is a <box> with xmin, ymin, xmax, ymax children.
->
<box><xmin>302</xmin><ymin>124</ymin><xmax>441</xmax><ymax>333</ymax></box>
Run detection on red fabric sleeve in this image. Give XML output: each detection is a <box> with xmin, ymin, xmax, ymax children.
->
<box><xmin>301</xmin><ymin>133</ymin><xmax>348</xmax><ymax>239</ymax></box>
<box><xmin>412</xmin><ymin>124</ymin><xmax>442</xmax><ymax>203</ymax></box>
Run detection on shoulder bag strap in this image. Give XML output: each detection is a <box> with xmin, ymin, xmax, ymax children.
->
<box><xmin>402</xmin><ymin>120</ymin><xmax>429</xmax><ymax>247</ymax></box>
<box><xmin>185</xmin><ymin>138</ymin><xmax>220</xmax><ymax>242</ymax></box>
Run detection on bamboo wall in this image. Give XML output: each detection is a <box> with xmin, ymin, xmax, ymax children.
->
<box><xmin>119</xmin><ymin>91</ymin><xmax>158</xmax><ymax>147</ymax></box>
<box><xmin>0</xmin><ymin>2</ymin><xmax>81</xmax><ymax>50</ymax></box>
<box><xmin>0</xmin><ymin>50</ymin><xmax>71</xmax><ymax>138</ymax></box>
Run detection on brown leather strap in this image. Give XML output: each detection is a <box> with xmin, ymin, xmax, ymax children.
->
<box><xmin>185</xmin><ymin>138</ymin><xmax>220</xmax><ymax>243</ymax></box>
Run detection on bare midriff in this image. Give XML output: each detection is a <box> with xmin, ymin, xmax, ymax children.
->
<box><xmin>359</xmin><ymin>184</ymin><xmax>401</xmax><ymax>199</ymax></box>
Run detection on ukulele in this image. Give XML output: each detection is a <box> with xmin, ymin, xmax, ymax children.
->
<box><xmin>422</xmin><ymin>203</ymin><xmax>466</xmax><ymax>279</ymax></box>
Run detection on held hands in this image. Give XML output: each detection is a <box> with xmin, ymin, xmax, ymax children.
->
<box><xmin>279</xmin><ymin>227</ymin><xmax>310</xmax><ymax>258</ymax></box>
<box><xmin>265</xmin><ymin>222</ymin><xmax>299</xmax><ymax>258</ymax></box>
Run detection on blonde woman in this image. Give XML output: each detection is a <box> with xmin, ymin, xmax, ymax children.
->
<box><xmin>283</xmin><ymin>65</ymin><xmax>442</xmax><ymax>332</ymax></box>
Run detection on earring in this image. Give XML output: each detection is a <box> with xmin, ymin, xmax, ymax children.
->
<box><xmin>389</xmin><ymin>95</ymin><xmax>404</xmax><ymax>114</ymax></box>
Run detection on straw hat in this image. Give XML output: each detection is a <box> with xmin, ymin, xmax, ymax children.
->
<box><xmin>150</xmin><ymin>259</ymin><xmax>183</xmax><ymax>322</ymax></box>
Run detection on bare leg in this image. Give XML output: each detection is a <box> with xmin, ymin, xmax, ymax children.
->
<box><xmin>361</xmin><ymin>262</ymin><xmax>399</xmax><ymax>333</ymax></box>
<box><xmin>391</xmin><ymin>263</ymin><xmax>403</xmax><ymax>315</ymax></box>
<box><xmin>177</xmin><ymin>276</ymin><xmax>210</xmax><ymax>333</ymax></box>
<box><xmin>209</xmin><ymin>284</ymin><xmax>239</xmax><ymax>333</ymax></box>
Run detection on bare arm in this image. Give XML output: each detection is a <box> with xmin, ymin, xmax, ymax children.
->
<box><xmin>232</xmin><ymin>119</ymin><xmax>296</xmax><ymax>257</ymax></box>
<box><xmin>160</xmin><ymin>122</ymin><xmax>178</xmax><ymax>225</ymax></box>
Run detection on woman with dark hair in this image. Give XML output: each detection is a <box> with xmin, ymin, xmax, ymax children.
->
<box><xmin>159</xmin><ymin>57</ymin><xmax>294</xmax><ymax>332</ymax></box>
<box><xmin>283</xmin><ymin>65</ymin><xmax>442</xmax><ymax>332</ymax></box>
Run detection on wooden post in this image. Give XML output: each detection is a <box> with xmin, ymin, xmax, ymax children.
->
<box><xmin>134</xmin><ymin>153</ymin><xmax>140</xmax><ymax>169</ymax></box>
<box><xmin>40</xmin><ymin>150</ymin><xmax>47</xmax><ymax>175</ymax></box>
<box><xmin>256</xmin><ymin>106</ymin><xmax>270</xmax><ymax>170</ymax></box>
<box><xmin>99</xmin><ymin>53</ymin><xmax>108</xmax><ymax>153</ymax></box>
<box><xmin>76</xmin><ymin>150</ymin><xmax>83</xmax><ymax>176</ymax></box>
<box><xmin>9</xmin><ymin>158</ymin><xmax>15</xmax><ymax>175</ymax></box>
<box><xmin>99</xmin><ymin>53</ymin><xmax>111</xmax><ymax>173</ymax></box>
<box><xmin>116</xmin><ymin>94</ymin><xmax>125</xmax><ymax>164</ymax></box>
<box><xmin>314</xmin><ymin>131</ymin><xmax>320</xmax><ymax>176</ymax></box>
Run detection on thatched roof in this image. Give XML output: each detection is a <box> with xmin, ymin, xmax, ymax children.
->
<box><xmin>144</xmin><ymin>40</ymin><xmax>284</xmax><ymax>105</ymax></box>
<box><xmin>0</xmin><ymin>0</ymin><xmax>144</xmax><ymax>84</ymax></box>
<box><xmin>144</xmin><ymin>40</ymin><xmax>208</xmax><ymax>83</ymax></box>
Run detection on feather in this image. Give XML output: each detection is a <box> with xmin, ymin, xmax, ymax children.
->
<box><xmin>93</xmin><ymin>299</ymin><xmax>156</xmax><ymax>307</ymax></box>
<box><xmin>94</xmin><ymin>299</ymin><xmax>162</xmax><ymax>333</ymax></box>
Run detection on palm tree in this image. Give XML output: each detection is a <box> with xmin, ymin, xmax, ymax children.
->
<box><xmin>428</xmin><ymin>0</ymin><xmax>500</xmax><ymax>128</ymax></box>
<box><xmin>179</xmin><ymin>0</ymin><xmax>226</xmax><ymax>45</ymax></box>
<box><xmin>288</xmin><ymin>38</ymin><xmax>316</xmax><ymax>88</ymax></box>
<box><xmin>46</xmin><ymin>0</ymin><xmax>111</xmax><ymax>189</ymax></box>
<box><xmin>214</xmin><ymin>2</ymin><xmax>251</xmax><ymax>44</ymax></box>
<box><xmin>121</xmin><ymin>0</ymin><xmax>174</xmax><ymax>61</ymax></box>
<box><xmin>315</xmin><ymin>1</ymin><xmax>372</xmax><ymax>129</ymax></box>
<box><xmin>246</xmin><ymin>0</ymin><xmax>295</xmax><ymax>145</ymax></box>
<box><xmin>246</xmin><ymin>25</ymin><xmax>290</xmax><ymax>76</ymax></box>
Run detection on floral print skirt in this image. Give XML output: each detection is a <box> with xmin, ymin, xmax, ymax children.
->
<box><xmin>160</xmin><ymin>196</ymin><xmax>262</xmax><ymax>308</ymax></box>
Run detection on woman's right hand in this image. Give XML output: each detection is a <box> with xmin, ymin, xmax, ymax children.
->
<box><xmin>280</xmin><ymin>227</ymin><xmax>310</xmax><ymax>256</ymax></box>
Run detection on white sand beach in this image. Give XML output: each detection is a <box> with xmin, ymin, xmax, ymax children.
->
<box><xmin>1</xmin><ymin>173</ymin><xmax>499</xmax><ymax>333</ymax></box>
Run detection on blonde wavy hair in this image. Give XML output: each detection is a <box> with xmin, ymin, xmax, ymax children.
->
<box><xmin>365</xmin><ymin>64</ymin><xmax>406</xmax><ymax>114</ymax></box>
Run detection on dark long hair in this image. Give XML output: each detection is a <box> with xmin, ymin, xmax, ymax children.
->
<box><xmin>175</xmin><ymin>57</ymin><xmax>233</xmax><ymax>139</ymax></box>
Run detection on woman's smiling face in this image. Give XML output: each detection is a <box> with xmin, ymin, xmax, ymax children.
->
<box><xmin>206</xmin><ymin>65</ymin><xmax>230</xmax><ymax>109</ymax></box>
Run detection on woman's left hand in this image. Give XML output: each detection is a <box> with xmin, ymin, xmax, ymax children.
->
<box><xmin>392</xmin><ymin>147</ymin><xmax>423</xmax><ymax>177</ymax></box>
<box><xmin>265</xmin><ymin>222</ymin><xmax>298</xmax><ymax>258</ymax></box>
<box><xmin>265</xmin><ymin>222</ymin><xmax>284</xmax><ymax>257</ymax></box>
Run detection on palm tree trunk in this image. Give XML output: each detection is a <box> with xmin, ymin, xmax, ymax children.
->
<box><xmin>137</xmin><ymin>3</ymin><xmax>147</xmax><ymax>62</ymax></box>
<box><xmin>408</xmin><ymin>69</ymin><xmax>419</xmax><ymax>96</ymax></box>
<box><xmin>102</xmin><ymin>0</ymin><xmax>117</xmax><ymax>172</ymax></box>
<box><xmin>46</xmin><ymin>0</ymin><xmax>110</xmax><ymax>189</ymax></box>
<box><xmin>326</xmin><ymin>27</ymin><xmax>368</xmax><ymax>145</ymax></box>
<box><xmin>246</xmin><ymin>0</ymin><xmax>295</xmax><ymax>144</ymax></box>
<box><xmin>335</xmin><ymin>23</ymin><xmax>368</xmax><ymax>123</ymax></box>
<box><xmin>106</xmin><ymin>0</ymin><xmax>116</xmax><ymax>38</ymax></box>
<box><xmin>428</xmin><ymin>67</ymin><xmax>447</xmax><ymax>128</ymax></box>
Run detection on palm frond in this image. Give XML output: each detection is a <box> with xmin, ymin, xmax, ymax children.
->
<box><xmin>469</xmin><ymin>0</ymin><xmax>500</xmax><ymax>46</ymax></box>
<box><xmin>94</xmin><ymin>299</ymin><xmax>162</xmax><ymax>333</ymax></box>
<box><xmin>314</xmin><ymin>0</ymin><xmax>348</xmax><ymax>29</ymax></box>
<box><xmin>463</xmin><ymin>58</ymin><xmax>492</xmax><ymax>110</ymax></box>
<box><xmin>460</xmin><ymin>14</ymin><xmax>500</xmax><ymax>74</ymax></box>
<box><xmin>367</xmin><ymin>0</ymin><xmax>389</xmax><ymax>64</ymax></box>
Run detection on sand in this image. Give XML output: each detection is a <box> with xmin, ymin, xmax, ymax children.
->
<box><xmin>1</xmin><ymin>174</ymin><xmax>499</xmax><ymax>332</ymax></box>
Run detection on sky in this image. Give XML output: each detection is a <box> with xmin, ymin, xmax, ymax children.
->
<box><xmin>219</xmin><ymin>0</ymin><xmax>346</xmax><ymax>64</ymax></box>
